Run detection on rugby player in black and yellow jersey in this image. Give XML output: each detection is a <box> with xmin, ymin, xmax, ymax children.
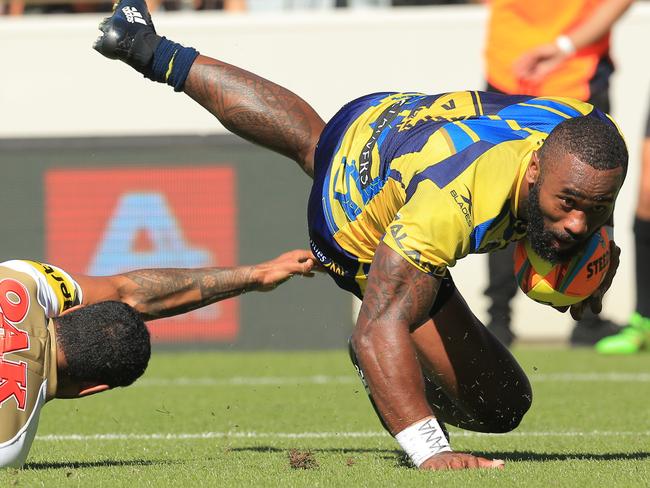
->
<box><xmin>0</xmin><ymin>252</ymin><xmax>316</xmax><ymax>467</ymax></box>
<box><xmin>94</xmin><ymin>0</ymin><xmax>628</xmax><ymax>471</ymax></box>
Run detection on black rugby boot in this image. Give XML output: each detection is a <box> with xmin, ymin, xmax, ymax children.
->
<box><xmin>93</xmin><ymin>0</ymin><xmax>161</xmax><ymax>77</ymax></box>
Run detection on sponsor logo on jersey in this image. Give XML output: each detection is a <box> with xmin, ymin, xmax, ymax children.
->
<box><xmin>389</xmin><ymin>223</ymin><xmax>446</xmax><ymax>277</ymax></box>
<box><xmin>310</xmin><ymin>240</ymin><xmax>346</xmax><ymax>277</ymax></box>
<box><xmin>450</xmin><ymin>186</ymin><xmax>473</xmax><ymax>228</ymax></box>
<box><xmin>359</xmin><ymin>99</ymin><xmax>407</xmax><ymax>189</ymax></box>
<box><xmin>0</xmin><ymin>279</ymin><xmax>31</xmax><ymax>411</ymax></box>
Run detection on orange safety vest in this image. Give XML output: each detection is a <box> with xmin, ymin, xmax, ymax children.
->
<box><xmin>485</xmin><ymin>0</ymin><xmax>611</xmax><ymax>101</ymax></box>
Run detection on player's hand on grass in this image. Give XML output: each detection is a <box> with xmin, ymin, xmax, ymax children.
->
<box><xmin>251</xmin><ymin>250</ymin><xmax>319</xmax><ymax>291</ymax></box>
<box><xmin>420</xmin><ymin>452</ymin><xmax>504</xmax><ymax>471</ymax></box>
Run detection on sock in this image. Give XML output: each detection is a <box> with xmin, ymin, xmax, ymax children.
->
<box><xmin>633</xmin><ymin>217</ymin><xmax>650</xmax><ymax>318</ymax></box>
<box><xmin>149</xmin><ymin>37</ymin><xmax>200</xmax><ymax>92</ymax></box>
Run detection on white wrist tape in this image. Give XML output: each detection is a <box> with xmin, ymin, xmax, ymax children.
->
<box><xmin>394</xmin><ymin>417</ymin><xmax>452</xmax><ymax>467</ymax></box>
<box><xmin>555</xmin><ymin>35</ymin><xmax>576</xmax><ymax>55</ymax></box>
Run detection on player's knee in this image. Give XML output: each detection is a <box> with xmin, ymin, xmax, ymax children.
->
<box><xmin>472</xmin><ymin>405</ymin><xmax>529</xmax><ymax>434</ymax></box>
<box><xmin>468</xmin><ymin>377</ymin><xmax>532</xmax><ymax>433</ymax></box>
<box><xmin>486</xmin><ymin>404</ymin><xmax>530</xmax><ymax>433</ymax></box>
<box><xmin>477</xmin><ymin>387</ymin><xmax>532</xmax><ymax>433</ymax></box>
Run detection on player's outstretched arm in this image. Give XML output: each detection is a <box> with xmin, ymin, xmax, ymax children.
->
<box><xmin>93</xmin><ymin>0</ymin><xmax>325</xmax><ymax>177</ymax></box>
<box><xmin>75</xmin><ymin>250</ymin><xmax>316</xmax><ymax>320</ymax></box>
<box><xmin>351</xmin><ymin>243</ymin><xmax>503</xmax><ymax>471</ymax></box>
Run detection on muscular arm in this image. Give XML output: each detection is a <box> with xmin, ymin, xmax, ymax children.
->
<box><xmin>352</xmin><ymin>245</ymin><xmax>505</xmax><ymax>471</ymax></box>
<box><xmin>350</xmin><ymin>243</ymin><xmax>439</xmax><ymax>433</ymax></box>
<box><xmin>184</xmin><ymin>56</ymin><xmax>325</xmax><ymax>176</ymax></box>
<box><xmin>75</xmin><ymin>250</ymin><xmax>315</xmax><ymax>321</ymax></box>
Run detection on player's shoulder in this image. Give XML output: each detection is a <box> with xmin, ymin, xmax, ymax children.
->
<box><xmin>0</xmin><ymin>260</ymin><xmax>82</xmax><ymax>317</ymax></box>
<box><xmin>531</xmin><ymin>96</ymin><xmax>598</xmax><ymax>116</ymax></box>
<box><xmin>475</xmin><ymin>92</ymin><xmax>592</xmax><ymax>117</ymax></box>
<box><xmin>0</xmin><ymin>260</ymin><xmax>72</xmax><ymax>293</ymax></box>
<box><xmin>522</xmin><ymin>96</ymin><xmax>624</xmax><ymax>138</ymax></box>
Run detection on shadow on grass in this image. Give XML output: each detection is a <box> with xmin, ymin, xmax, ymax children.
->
<box><xmin>486</xmin><ymin>451</ymin><xmax>650</xmax><ymax>462</ymax></box>
<box><xmin>25</xmin><ymin>459</ymin><xmax>177</xmax><ymax>470</ymax></box>
<box><xmin>232</xmin><ymin>446</ymin><xmax>409</xmax><ymax>467</ymax></box>
<box><xmin>231</xmin><ymin>446</ymin><xmax>402</xmax><ymax>456</ymax></box>
<box><xmin>232</xmin><ymin>446</ymin><xmax>650</xmax><ymax>466</ymax></box>
<box><xmin>25</xmin><ymin>449</ymin><xmax>649</xmax><ymax>471</ymax></box>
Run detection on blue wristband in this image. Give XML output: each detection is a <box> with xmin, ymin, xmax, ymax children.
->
<box><xmin>150</xmin><ymin>37</ymin><xmax>200</xmax><ymax>92</ymax></box>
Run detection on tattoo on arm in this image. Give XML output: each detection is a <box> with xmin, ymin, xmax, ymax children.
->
<box><xmin>121</xmin><ymin>267</ymin><xmax>255</xmax><ymax>320</ymax></box>
<box><xmin>352</xmin><ymin>243</ymin><xmax>441</xmax><ymax>433</ymax></box>
<box><xmin>358</xmin><ymin>244</ymin><xmax>438</xmax><ymax>328</ymax></box>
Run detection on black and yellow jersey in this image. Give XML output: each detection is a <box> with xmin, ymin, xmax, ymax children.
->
<box><xmin>308</xmin><ymin>91</ymin><xmax>615</xmax><ymax>297</ymax></box>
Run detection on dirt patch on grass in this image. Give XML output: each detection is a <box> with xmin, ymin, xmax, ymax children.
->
<box><xmin>288</xmin><ymin>449</ymin><xmax>319</xmax><ymax>470</ymax></box>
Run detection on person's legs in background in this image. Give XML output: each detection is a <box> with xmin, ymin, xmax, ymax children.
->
<box><xmin>485</xmin><ymin>245</ymin><xmax>517</xmax><ymax>346</ymax></box>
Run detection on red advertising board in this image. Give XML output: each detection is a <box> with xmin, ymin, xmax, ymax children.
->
<box><xmin>45</xmin><ymin>167</ymin><xmax>238</xmax><ymax>343</ymax></box>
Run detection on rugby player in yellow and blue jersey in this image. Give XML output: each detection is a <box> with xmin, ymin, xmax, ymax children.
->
<box><xmin>95</xmin><ymin>0</ymin><xmax>628</xmax><ymax>471</ymax></box>
<box><xmin>309</xmin><ymin>90</ymin><xmax>599</xmax><ymax>295</ymax></box>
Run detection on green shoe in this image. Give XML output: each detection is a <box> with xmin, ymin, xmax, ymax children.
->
<box><xmin>595</xmin><ymin>313</ymin><xmax>650</xmax><ymax>355</ymax></box>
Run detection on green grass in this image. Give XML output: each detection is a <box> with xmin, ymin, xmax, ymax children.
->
<box><xmin>2</xmin><ymin>348</ymin><xmax>649</xmax><ymax>487</ymax></box>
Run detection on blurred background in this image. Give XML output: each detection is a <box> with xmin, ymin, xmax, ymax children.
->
<box><xmin>1</xmin><ymin>0</ymin><xmax>649</xmax><ymax>348</ymax></box>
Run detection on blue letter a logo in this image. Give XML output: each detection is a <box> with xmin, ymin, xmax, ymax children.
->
<box><xmin>89</xmin><ymin>192</ymin><xmax>212</xmax><ymax>275</ymax></box>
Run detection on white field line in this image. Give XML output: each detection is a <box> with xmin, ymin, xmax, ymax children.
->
<box><xmin>532</xmin><ymin>373</ymin><xmax>650</xmax><ymax>382</ymax></box>
<box><xmin>135</xmin><ymin>375</ymin><xmax>358</xmax><ymax>387</ymax></box>
<box><xmin>133</xmin><ymin>372</ymin><xmax>650</xmax><ymax>388</ymax></box>
<box><xmin>35</xmin><ymin>430</ymin><xmax>650</xmax><ymax>442</ymax></box>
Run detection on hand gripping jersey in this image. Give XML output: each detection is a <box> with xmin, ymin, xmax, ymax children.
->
<box><xmin>0</xmin><ymin>260</ymin><xmax>82</xmax><ymax>468</ymax></box>
<box><xmin>308</xmin><ymin>91</ymin><xmax>615</xmax><ymax>298</ymax></box>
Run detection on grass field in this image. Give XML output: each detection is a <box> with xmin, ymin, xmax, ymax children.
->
<box><xmin>3</xmin><ymin>348</ymin><xmax>649</xmax><ymax>487</ymax></box>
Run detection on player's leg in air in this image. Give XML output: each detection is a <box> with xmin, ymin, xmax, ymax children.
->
<box><xmin>95</xmin><ymin>2</ymin><xmax>531</xmax><ymax>469</ymax></box>
<box><xmin>93</xmin><ymin>0</ymin><xmax>325</xmax><ymax>178</ymax></box>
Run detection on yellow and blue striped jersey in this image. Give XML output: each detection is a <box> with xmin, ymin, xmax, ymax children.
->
<box><xmin>308</xmin><ymin>91</ymin><xmax>610</xmax><ymax>295</ymax></box>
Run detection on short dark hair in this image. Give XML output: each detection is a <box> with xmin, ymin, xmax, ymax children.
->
<box><xmin>539</xmin><ymin>115</ymin><xmax>628</xmax><ymax>176</ymax></box>
<box><xmin>55</xmin><ymin>301</ymin><xmax>151</xmax><ymax>388</ymax></box>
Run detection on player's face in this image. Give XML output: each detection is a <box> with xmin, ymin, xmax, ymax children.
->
<box><xmin>527</xmin><ymin>152</ymin><xmax>624</xmax><ymax>263</ymax></box>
